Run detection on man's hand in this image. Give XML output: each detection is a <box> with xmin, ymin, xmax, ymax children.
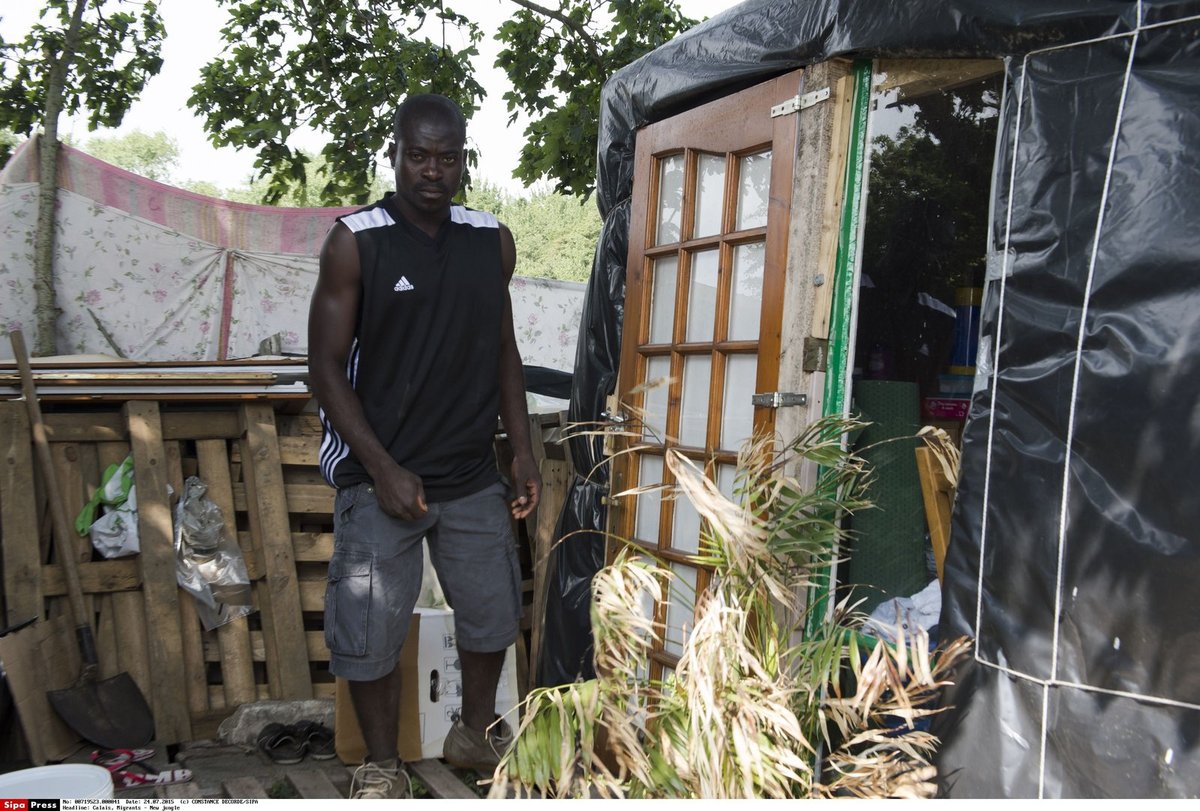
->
<box><xmin>373</xmin><ymin>462</ymin><xmax>428</xmax><ymax>521</ymax></box>
<box><xmin>510</xmin><ymin>455</ymin><xmax>541</xmax><ymax>520</ymax></box>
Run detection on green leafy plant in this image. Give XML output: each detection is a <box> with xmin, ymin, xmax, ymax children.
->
<box><xmin>490</xmin><ymin>415</ymin><xmax>970</xmax><ymax>799</ymax></box>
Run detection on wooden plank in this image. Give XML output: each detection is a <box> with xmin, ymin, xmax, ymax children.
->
<box><xmin>202</xmin><ymin>629</ymin><xmax>329</xmax><ymax>663</ymax></box>
<box><xmin>41</xmin><ymin>559</ymin><xmax>141</xmax><ymax>595</ymax></box>
<box><xmin>530</xmin><ymin>458</ymin><xmax>570</xmax><ymax>687</ymax></box>
<box><xmin>90</xmin><ymin>439</ymin><xmax>132</xmax><ymax>687</ymax></box>
<box><xmin>915</xmin><ymin>447</ymin><xmax>954</xmax><ymax>584</ymax></box>
<box><xmin>95</xmin><ymin>594</ymin><xmax>119</xmax><ymax>678</ymax></box>
<box><xmin>232</xmin><ymin>482</ymin><xmax>334</xmax><ymax>514</ymax></box>
<box><xmin>239</xmin><ymin>403</ymin><xmax>312</xmax><ymax>700</ymax></box>
<box><xmin>298</xmin><ymin>579</ymin><xmax>326</xmax><ymax>612</ymax></box>
<box><xmin>223</xmin><ymin>776</ymin><xmax>268</xmax><ymax>800</ymax></box>
<box><xmin>292</xmin><ymin>531</ymin><xmax>334</xmax><ymax>561</ymax></box>
<box><xmin>49</xmin><ymin>442</ymin><xmax>90</xmax><ymax>564</ymax></box>
<box><xmin>230</xmin><ymin>434</ymin><xmax>321</xmax><ymax>467</ymax></box>
<box><xmin>161</xmin><ymin>411</ymin><xmax>242</xmax><ymax>441</ymax></box>
<box><xmin>166</xmin><ymin>440</ymin><xmax>210</xmax><ymax>719</ymax></box>
<box><xmin>204</xmin><ymin>681</ymin><xmax>334</xmax><ymax>705</ymax></box>
<box><xmin>809</xmin><ymin>73</ymin><xmax>857</xmax><ymax>342</ymax></box>
<box><xmin>113</xmin><ymin>590</ymin><xmax>153</xmax><ymax>703</ymax></box>
<box><xmin>237</xmin><ymin>531</ymin><xmax>333</xmax><ymax>577</ymax></box>
<box><xmin>124</xmin><ymin>400</ymin><xmax>192</xmax><ymax>743</ymax></box>
<box><xmin>196</xmin><ymin>439</ymin><xmax>257</xmax><ymax>708</ymax></box>
<box><xmin>41</xmin><ymin>412</ymin><xmax>127</xmax><ymax>442</ymax></box>
<box><xmin>286</xmin><ymin>770</ymin><xmax>342</xmax><ymax>799</ymax></box>
<box><xmin>408</xmin><ymin>759</ymin><xmax>479</xmax><ymax>800</ymax></box>
<box><xmin>95</xmin><ymin>441</ymin><xmax>130</xmax><ymax>473</ymax></box>
<box><xmin>0</xmin><ymin>401</ymin><xmax>43</xmax><ymax>624</ymax></box>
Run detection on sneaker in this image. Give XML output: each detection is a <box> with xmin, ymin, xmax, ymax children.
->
<box><xmin>350</xmin><ymin>759</ymin><xmax>412</xmax><ymax>799</ymax></box>
<box><xmin>442</xmin><ymin>717</ymin><xmax>513</xmax><ymax>773</ymax></box>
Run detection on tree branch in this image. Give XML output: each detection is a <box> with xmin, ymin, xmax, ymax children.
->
<box><xmin>507</xmin><ymin>0</ymin><xmax>604</xmax><ymax>70</ymax></box>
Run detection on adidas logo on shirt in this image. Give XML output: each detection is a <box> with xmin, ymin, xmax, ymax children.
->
<box><xmin>393</xmin><ymin>276</ymin><xmax>415</xmax><ymax>292</ymax></box>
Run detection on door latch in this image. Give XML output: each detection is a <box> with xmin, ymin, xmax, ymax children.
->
<box><xmin>751</xmin><ymin>391</ymin><xmax>808</xmax><ymax>408</ymax></box>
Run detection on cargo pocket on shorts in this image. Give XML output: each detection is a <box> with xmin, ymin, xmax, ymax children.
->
<box><xmin>324</xmin><ymin>550</ymin><xmax>372</xmax><ymax>657</ymax></box>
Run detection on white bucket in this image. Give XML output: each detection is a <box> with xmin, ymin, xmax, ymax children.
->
<box><xmin>0</xmin><ymin>764</ymin><xmax>114</xmax><ymax>799</ymax></box>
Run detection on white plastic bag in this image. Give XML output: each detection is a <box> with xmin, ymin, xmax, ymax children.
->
<box><xmin>78</xmin><ymin>455</ymin><xmax>140</xmax><ymax>559</ymax></box>
<box><xmin>174</xmin><ymin>476</ymin><xmax>254</xmax><ymax>630</ymax></box>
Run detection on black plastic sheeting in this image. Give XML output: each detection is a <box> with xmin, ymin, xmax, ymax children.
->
<box><xmin>543</xmin><ymin>0</ymin><xmax>1200</xmax><ymax>796</ymax></box>
<box><xmin>935</xmin><ymin>12</ymin><xmax>1200</xmax><ymax>798</ymax></box>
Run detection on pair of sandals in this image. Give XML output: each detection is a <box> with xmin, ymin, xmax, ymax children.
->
<box><xmin>91</xmin><ymin>748</ymin><xmax>193</xmax><ymax>791</ymax></box>
<box><xmin>256</xmin><ymin>720</ymin><xmax>335</xmax><ymax>764</ymax></box>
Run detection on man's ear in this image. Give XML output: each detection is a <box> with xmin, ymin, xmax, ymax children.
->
<box><xmin>386</xmin><ymin>142</ymin><xmax>397</xmax><ymax>167</ymax></box>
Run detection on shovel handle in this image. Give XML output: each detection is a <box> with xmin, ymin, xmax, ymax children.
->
<box><xmin>9</xmin><ymin>330</ymin><xmax>96</xmax><ymax>652</ymax></box>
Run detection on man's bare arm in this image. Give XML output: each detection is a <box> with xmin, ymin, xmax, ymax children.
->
<box><xmin>496</xmin><ymin>223</ymin><xmax>541</xmax><ymax>519</ymax></box>
<box><xmin>308</xmin><ymin>222</ymin><xmax>427</xmax><ymax>519</ymax></box>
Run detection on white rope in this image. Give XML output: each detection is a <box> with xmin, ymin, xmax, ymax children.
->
<box><xmin>975</xmin><ymin>59</ymin><xmax>1024</xmax><ymax>657</ymax></box>
<box><xmin>1024</xmin><ymin>10</ymin><xmax>1200</xmax><ymax>59</ymax></box>
<box><xmin>975</xmin><ymin>655</ymin><xmax>1200</xmax><ymax>714</ymax></box>
<box><xmin>1050</xmin><ymin>0</ymin><xmax>1142</xmax><ymax>684</ymax></box>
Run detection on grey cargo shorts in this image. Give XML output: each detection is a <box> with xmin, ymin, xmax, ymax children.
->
<box><xmin>324</xmin><ymin>480</ymin><xmax>521</xmax><ymax>682</ymax></box>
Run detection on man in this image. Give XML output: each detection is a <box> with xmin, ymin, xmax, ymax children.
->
<box><xmin>308</xmin><ymin>93</ymin><xmax>541</xmax><ymax>799</ymax></box>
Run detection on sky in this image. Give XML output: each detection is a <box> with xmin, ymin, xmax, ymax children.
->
<box><xmin>1</xmin><ymin>0</ymin><xmax>743</xmax><ymax>196</ymax></box>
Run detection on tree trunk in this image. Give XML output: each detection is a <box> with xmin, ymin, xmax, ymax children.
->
<box><xmin>33</xmin><ymin>0</ymin><xmax>89</xmax><ymax>357</ymax></box>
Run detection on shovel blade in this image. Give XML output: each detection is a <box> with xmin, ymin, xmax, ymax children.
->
<box><xmin>48</xmin><ymin>673</ymin><xmax>155</xmax><ymax>749</ymax></box>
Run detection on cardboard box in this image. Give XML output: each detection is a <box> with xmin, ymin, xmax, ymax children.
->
<box><xmin>334</xmin><ymin>606</ymin><xmax>519</xmax><ymax>763</ymax></box>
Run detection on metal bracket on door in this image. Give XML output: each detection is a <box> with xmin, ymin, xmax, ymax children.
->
<box><xmin>601</xmin><ymin>394</ymin><xmax>627</xmax><ymax>457</ymax></box>
<box><xmin>751</xmin><ymin>391</ymin><xmax>808</xmax><ymax>408</ymax></box>
<box><xmin>770</xmin><ymin>87</ymin><xmax>831</xmax><ymax>118</ymax></box>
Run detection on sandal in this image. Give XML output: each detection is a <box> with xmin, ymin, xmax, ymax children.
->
<box><xmin>292</xmin><ymin>721</ymin><xmax>335</xmax><ymax>760</ymax></box>
<box><xmin>91</xmin><ymin>748</ymin><xmax>155</xmax><ymax>770</ymax></box>
<box><xmin>112</xmin><ymin>762</ymin><xmax>192</xmax><ymax>791</ymax></box>
<box><xmin>256</xmin><ymin>722</ymin><xmax>306</xmax><ymax>764</ymax></box>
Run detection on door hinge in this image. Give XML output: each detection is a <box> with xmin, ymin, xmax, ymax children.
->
<box><xmin>602</xmin><ymin>394</ymin><xmax>625</xmax><ymax>457</ymax></box>
<box><xmin>803</xmin><ymin>337</ymin><xmax>829</xmax><ymax>373</ymax></box>
<box><xmin>770</xmin><ymin>87</ymin><xmax>831</xmax><ymax>118</ymax></box>
<box><xmin>751</xmin><ymin>391</ymin><xmax>808</xmax><ymax>409</ymax></box>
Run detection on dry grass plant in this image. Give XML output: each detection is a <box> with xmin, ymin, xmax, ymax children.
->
<box><xmin>490</xmin><ymin>413</ymin><xmax>970</xmax><ymax>799</ymax></box>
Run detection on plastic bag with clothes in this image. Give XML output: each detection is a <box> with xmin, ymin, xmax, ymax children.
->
<box><xmin>75</xmin><ymin>455</ymin><xmax>139</xmax><ymax>558</ymax></box>
<box><xmin>174</xmin><ymin>476</ymin><xmax>254</xmax><ymax>630</ymax></box>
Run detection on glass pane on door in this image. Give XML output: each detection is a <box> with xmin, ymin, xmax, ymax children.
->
<box><xmin>729</xmin><ymin>242</ymin><xmax>766</xmax><ymax>341</ymax></box>
<box><xmin>694</xmin><ymin>153</ymin><xmax>726</xmax><ymax>238</ymax></box>
<box><xmin>671</xmin><ymin>492</ymin><xmax>702</xmax><ymax>555</ymax></box>
<box><xmin>721</xmin><ymin>354</ymin><xmax>758</xmax><ymax>450</ymax></box>
<box><xmin>686</xmin><ymin>250</ymin><xmax>719</xmax><ymax>343</ymax></box>
<box><xmin>664</xmin><ymin>563</ymin><xmax>698</xmax><ymax>658</ymax></box>
<box><xmin>643</xmin><ymin>355</ymin><xmax>671</xmax><ymax>441</ymax></box>
<box><xmin>680</xmin><ymin>355</ymin><xmax>712</xmax><ymax>447</ymax></box>
<box><xmin>656</xmin><ymin>155</ymin><xmax>685</xmax><ymax>245</ymax></box>
<box><xmin>648</xmin><ymin>256</ymin><xmax>678</xmax><ymax>344</ymax></box>
<box><xmin>634</xmin><ymin>455</ymin><xmax>664</xmax><ymax>545</ymax></box>
<box><xmin>736</xmin><ymin>150</ymin><xmax>772</xmax><ymax>230</ymax></box>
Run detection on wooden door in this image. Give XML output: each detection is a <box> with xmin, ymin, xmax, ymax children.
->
<box><xmin>608</xmin><ymin>70</ymin><xmax>806</xmax><ymax>679</ymax></box>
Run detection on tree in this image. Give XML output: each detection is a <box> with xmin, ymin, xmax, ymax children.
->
<box><xmin>188</xmin><ymin>0</ymin><xmax>484</xmax><ymax>207</ymax></box>
<box><xmin>466</xmin><ymin>181</ymin><xmax>601</xmax><ymax>283</ymax></box>
<box><xmin>188</xmin><ymin>1</ymin><xmax>697</xmax><ymax>206</ymax></box>
<box><xmin>83</xmin><ymin>128</ymin><xmax>179</xmax><ymax>181</ymax></box>
<box><xmin>497</xmin><ymin>0</ymin><xmax>696</xmax><ymax>197</ymax></box>
<box><xmin>181</xmin><ymin>149</ymin><xmax>392</xmax><ymax>207</ymax></box>
<box><xmin>0</xmin><ymin>0</ymin><xmax>165</xmax><ymax>354</ymax></box>
<box><xmin>0</xmin><ymin>129</ymin><xmax>20</xmax><ymax>167</ymax></box>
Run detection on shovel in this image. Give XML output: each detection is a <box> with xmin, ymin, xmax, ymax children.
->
<box><xmin>9</xmin><ymin>330</ymin><xmax>155</xmax><ymax>749</ymax></box>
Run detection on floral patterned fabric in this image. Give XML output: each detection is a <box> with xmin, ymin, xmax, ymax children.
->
<box><xmin>0</xmin><ymin>141</ymin><xmax>585</xmax><ymax>370</ymax></box>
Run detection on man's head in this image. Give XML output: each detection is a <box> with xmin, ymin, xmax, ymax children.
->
<box><xmin>387</xmin><ymin>94</ymin><xmax>467</xmax><ymax>225</ymax></box>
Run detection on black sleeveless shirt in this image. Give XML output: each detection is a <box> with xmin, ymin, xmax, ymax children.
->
<box><xmin>319</xmin><ymin>196</ymin><xmax>505</xmax><ymax>501</ymax></box>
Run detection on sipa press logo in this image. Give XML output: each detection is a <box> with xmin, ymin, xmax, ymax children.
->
<box><xmin>2</xmin><ymin>801</ymin><xmax>58</xmax><ymax>810</ymax></box>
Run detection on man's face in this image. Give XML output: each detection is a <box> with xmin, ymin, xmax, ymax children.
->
<box><xmin>388</xmin><ymin>114</ymin><xmax>466</xmax><ymax>220</ymax></box>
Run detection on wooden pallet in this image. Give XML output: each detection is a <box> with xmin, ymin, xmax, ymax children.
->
<box><xmin>0</xmin><ymin>398</ymin><xmax>571</xmax><ymax>754</ymax></box>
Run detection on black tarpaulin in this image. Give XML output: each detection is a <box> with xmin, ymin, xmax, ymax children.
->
<box><xmin>543</xmin><ymin>0</ymin><xmax>1200</xmax><ymax>797</ymax></box>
